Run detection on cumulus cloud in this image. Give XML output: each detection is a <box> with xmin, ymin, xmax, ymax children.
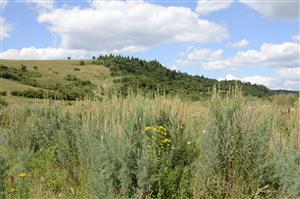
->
<box><xmin>0</xmin><ymin>0</ymin><xmax>7</xmax><ymax>9</ymax></box>
<box><xmin>219</xmin><ymin>67</ymin><xmax>300</xmax><ymax>91</ymax></box>
<box><xmin>229</xmin><ymin>39</ymin><xmax>249</xmax><ymax>48</ymax></box>
<box><xmin>172</xmin><ymin>47</ymin><xmax>223</xmax><ymax>70</ymax></box>
<box><xmin>187</xmin><ymin>48</ymin><xmax>223</xmax><ymax>61</ymax></box>
<box><xmin>292</xmin><ymin>34</ymin><xmax>300</xmax><ymax>42</ymax></box>
<box><xmin>278</xmin><ymin>67</ymin><xmax>300</xmax><ymax>82</ymax></box>
<box><xmin>203</xmin><ymin>42</ymin><xmax>300</xmax><ymax>71</ymax></box>
<box><xmin>240</xmin><ymin>1</ymin><xmax>300</xmax><ymax>21</ymax></box>
<box><xmin>37</xmin><ymin>1</ymin><xmax>228</xmax><ymax>53</ymax></box>
<box><xmin>0</xmin><ymin>47</ymin><xmax>88</xmax><ymax>60</ymax></box>
<box><xmin>25</xmin><ymin>0</ymin><xmax>54</xmax><ymax>11</ymax></box>
<box><xmin>196</xmin><ymin>0</ymin><xmax>233</xmax><ymax>16</ymax></box>
<box><xmin>0</xmin><ymin>16</ymin><xmax>12</xmax><ymax>40</ymax></box>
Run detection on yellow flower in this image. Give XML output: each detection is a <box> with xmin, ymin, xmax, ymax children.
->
<box><xmin>161</xmin><ymin>138</ymin><xmax>171</xmax><ymax>144</ymax></box>
<box><xmin>158</xmin><ymin>126</ymin><xmax>167</xmax><ymax>132</ymax></box>
<box><xmin>9</xmin><ymin>188</ymin><xmax>17</xmax><ymax>193</ymax></box>
<box><xmin>144</xmin><ymin>126</ymin><xmax>152</xmax><ymax>131</ymax></box>
<box><xmin>19</xmin><ymin>173</ymin><xmax>27</xmax><ymax>178</ymax></box>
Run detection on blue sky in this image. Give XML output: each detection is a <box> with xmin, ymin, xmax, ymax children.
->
<box><xmin>1</xmin><ymin>0</ymin><xmax>299</xmax><ymax>90</ymax></box>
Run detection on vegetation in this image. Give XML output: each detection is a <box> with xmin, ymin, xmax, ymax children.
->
<box><xmin>96</xmin><ymin>55</ymin><xmax>279</xmax><ymax>99</ymax></box>
<box><xmin>0</xmin><ymin>97</ymin><xmax>8</xmax><ymax>107</ymax></box>
<box><xmin>0</xmin><ymin>65</ymin><xmax>40</xmax><ymax>87</ymax></box>
<box><xmin>1</xmin><ymin>57</ymin><xmax>298</xmax><ymax>103</ymax></box>
<box><xmin>0</xmin><ymin>89</ymin><xmax>299</xmax><ymax>198</ymax></box>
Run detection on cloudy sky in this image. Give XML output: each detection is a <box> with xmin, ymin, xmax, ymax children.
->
<box><xmin>1</xmin><ymin>0</ymin><xmax>299</xmax><ymax>90</ymax></box>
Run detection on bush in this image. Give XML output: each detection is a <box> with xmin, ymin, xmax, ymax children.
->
<box><xmin>0</xmin><ymin>97</ymin><xmax>8</xmax><ymax>107</ymax></box>
<box><xmin>64</xmin><ymin>74</ymin><xmax>78</xmax><ymax>81</ymax></box>
<box><xmin>79</xmin><ymin>61</ymin><xmax>85</xmax><ymax>66</ymax></box>
<box><xmin>21</xmin><ymin>64</ymin><xmax>27</xmax><ymax>72</ymax></box>
<box><xmin>0</xmin><ymin>155</ymin><xmax>9</xmax><ymax>199</ymax></box>
<box><xmin>194</xmin><ymin>93</ymin><xmax>277</xmax><ymax>198</ymax></box>
<box><xmin>0</xmin><ymin>91</ymin><xmax>7</xmax><ymax>96</ymax></box>
<box><xmin>73</xmin><ymin>68</ymin><xmax>80</xmax><ymax>71</ymax></box>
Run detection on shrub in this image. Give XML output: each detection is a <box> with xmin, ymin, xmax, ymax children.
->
<box><xmin>73</xmin><ymin>68</ymin><xmax>80</xmax><ymax>71</ymax></box>
<box><xmin>79</xmin><ymin>61</ymin><xmax>85</xmax><ymax>66</ymax></box>
<box><xmin>21</xmin><ymin>64</ymin><xmax>27</xmax><ymax>72</ymax></box>
<box><xmin>0</xmin><ymin>91</ymin><xmax>7</xmax><ymax>96</ymax></box>
<box><xmin>0</xmin><ymin>97</ymin><xmax>8</xmax><ymax>107</ymax></box>
<box><xmin>194</xmin><ymin>93</ymin><xmax>277</xmax><ymax>198</ymax></box>
<box><xmin>33</xmin><ymin>66</ymin><xmax>38</xmax><ymax>70</ymax></box>
<box><xmin>0</xmin><ymin>155</ymin><xmax>9</xmax><ymax>199</ymax></box>
<box><xmin>64</xmin><ymin>74</ymin><xmax>78</xmax><ymax>81</ymax></box>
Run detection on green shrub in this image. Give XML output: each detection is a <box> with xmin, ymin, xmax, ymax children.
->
<box><xmin>0</xmin><ymin>91</ymin><xmax>7</xmax><ymax>96</ymax></box>
<box><xmin>194</xmin><ymin>93</ymin><xmax>277</xmax><ymax>198</ymax></box>
<box><xmin>65</xmin><ymin>74</ymin><xmax>78</xmax><ymax>81</ymax></box>
<box><xmin>0</xmin><ymin>97</ymin><xmax>8</xmax><ymax>107</ymax></box>
<box><xmin>0</xmin><ymin>155</ymin><xmax>9</xmax><ymax>199</ymax></box>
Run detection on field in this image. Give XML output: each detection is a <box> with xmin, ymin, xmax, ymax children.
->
<box><xmin>0</xmin><ymin>58</ymin><xmax>299</xmax><ymax>198</ymax></box>
<box><xmin>0</xmin><ymin>90</ymin><xmax>299</xmax><ymax>199</ymax></box>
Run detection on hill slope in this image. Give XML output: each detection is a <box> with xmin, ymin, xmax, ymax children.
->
<box><xmin>0</xmin><ymin>56</ymin><xmax>297</xmax><ymax>102</ymax></box>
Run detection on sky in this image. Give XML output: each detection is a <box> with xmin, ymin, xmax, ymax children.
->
<box><xmin>0</xmin><ymin>0</ymin><xmax>299</xmax><ymax>91</ymax></box>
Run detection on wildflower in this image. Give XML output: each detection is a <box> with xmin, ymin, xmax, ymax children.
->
<box><xmin>144</xmin><ymin>126</ymin><xmax>152</xmax><ymax>131</ymax></box>
<box><xmin>187</xmin><ymin>141</ymin><xmax>192</xmax><ymax>145</ymax></box>
<box><xmin>9</xmin><ymin>188</ymin><xmax>17</xmax><ymax>193</ymax></box>
<box><xmin>157</xmin><ymin>125</ymin><xmax>167</xmax><ymax>132</ymax></box>
<box><xmin>19</xmin><ymin>173</ymin><xmax>27</xmax><ymax>178</ymax></box>
<box><xmin>161</xmin><ymin>138</ymin><xmax>171</xmax><ymax>144</ymax></box>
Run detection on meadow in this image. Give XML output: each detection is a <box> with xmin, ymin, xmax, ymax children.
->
<box><xmin>0</xmin><ymin>89</ymin><xmax>299</xmax><ymax>199</ymax></box>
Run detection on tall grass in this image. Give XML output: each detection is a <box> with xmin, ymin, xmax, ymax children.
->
<box><xmin>0</xmin><ymin>91</ymin><xmax>299</xmax><ymax>198</ymax></box>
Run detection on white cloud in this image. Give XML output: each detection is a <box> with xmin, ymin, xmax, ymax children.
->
<box><xmin>230</xmin><ymin>39</ymin><xmax>249</xmax><ymax>48</ymax></box>
<box><xmin>219</xmin><ymin>68</ymin><xmax>300</xmax><ymax>90</ymax></box>
<box><xmin>0</xmin><ymin>47</ymin><xmax>88</xmax><ymax>60</ymax></box>
<box><xmin>278</xmin><ymin>67</ymin><xmax>300</xmax><ymax>82</ymax></box>
<box><xmin>187</xmin><ymin>48</ymin><xmax>223</xmax><ymax>61</ymax></box>
<box><xmin>218</xmin><ymin>74</ymin><xmax>239</xmax><ymax>81</ymax></box>
<box><xmin>292</xmin><ymin>34</ymin><xmax>300</xmax><ymax>42</ymax></box>
<box><xmin>0</xmin><ymin>16</ymin><xmax>12</xmax><ymax>40</ymax></box>
<box><xmin>37</xmin><ymin>1</ymin><xmax>228</xmax><ymax>53</ymax></box>
<box><xmin>242</xmin><ymin>75</ymin><xmax>275</xmax><ymax>88</ymax></box>
<box><xmin>0</xmin><ymin>0</ymin><xmax>7</xmax><ymax>9</ymax></box>
<box><xmin>172</xmin><ymin>47</ymin><xmax>223</xmax><ymax>70</ymax></box>
<box><xmin>203</xmin><ymin>42</ymin><xmax>300</xmax><ymax>71</ymax></box>
<box><xmin>25</xmin><ymin>0</ymin><xmax>54</xmax><ymax>11</ymax></box>
<box><xmin>240</xmin><ymin>1</ymin><xmax>300</xmax><ymax>21</ymax></box>
<box><xmin>196</xmin><ymin>0</ymin><xmax>233</xmax><ymax>16</ymax></box>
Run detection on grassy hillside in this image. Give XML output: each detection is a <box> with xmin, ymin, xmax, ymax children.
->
<box><xmin>0</xmin><ymin>60</ymin><xmax>112</xmax><ymax>102</ymax></box>
<box><xmin>0</xmin><ymin>58</ymin><xmax>299</xmax><ymax>198</ymax></box>
<box><xmin>1</xmin><ymin>60</ymin><xmax>111</xmax><ymax>87</ymax></box>
<box><xmin>0</xmin><ymin>56</ymin><xmax>298</xmax><ymax>104</ymax></box>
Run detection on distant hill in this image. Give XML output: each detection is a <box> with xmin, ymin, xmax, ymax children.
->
<box><xmin>0</xmin><ymin>56</ymin><xmax>298</xmax><ymax>102</ymax></box>
<box><xmin>96</xmin><ymin>55</ymin><xmax>276</xmax><ymax>100</ymax></box>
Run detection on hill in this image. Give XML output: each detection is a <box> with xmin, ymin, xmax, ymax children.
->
<box><xmin>0</xmin><ymin>56</ymin><xmax>297</xmax><ymax>103</ymax></box>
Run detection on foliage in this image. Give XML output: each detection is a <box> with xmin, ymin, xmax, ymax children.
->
<box><xmin>0</xmin><ymin>91</ymin><xmax>7</xmax><ymax>96</ymax></box>
<box><xmin>0</xmin><ymin>97</ymin><xmax>8</xmax><ymax>107</ymax></box>
<box><xmin>0</xmin><ymin>90</ymin><xmax>299</xmax><ymax>198</ymax></box>
<box><xmin>0</xmin><ymin>65</ymin><xmax>40</xmax><ymax>87</ymax></box>
<box><xmin>96</xmin><ymin>55</ymin><xmax>277</xmax><ymax>99</ymax></box>
<box><xmin>0</xmin><ymin>155</ymin><xmax>9</xmax><ymax>199</ymax></box>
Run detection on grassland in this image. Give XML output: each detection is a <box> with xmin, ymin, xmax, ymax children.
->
<box><xmin>0</xmin><ymin>59</ymin><xmax>299</xmax><ymax>198</ymax></box>
<box><xmin>0</xmin><ymin>90</ymin><xmax>299</xmax><ymax>199</ymax></box>
<box><xmin>0</xmin><ymin>60</ymin><xmax>111</xmax><ymax>87</ymax></box>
